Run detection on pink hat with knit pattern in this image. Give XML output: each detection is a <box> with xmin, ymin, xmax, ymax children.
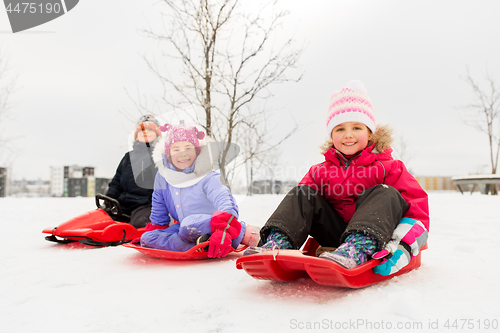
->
<box><xmin>326</xmin><ymin>80</ymin><xmax>376</xmax><ymax>136</ymax></box>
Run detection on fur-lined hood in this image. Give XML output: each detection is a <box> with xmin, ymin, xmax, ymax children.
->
<box><xmin>320</xmin><ymin>124</ymin><xmax>393</xmax><ymax>155</ymax></box>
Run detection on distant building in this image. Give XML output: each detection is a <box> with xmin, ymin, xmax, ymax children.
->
<box><xmin>50</xmin><ymin>166</ymin><xmax>65</xmax><ymax>197</ymax></box>
<box><xmin>50</xmin><ymin>165</ymin><xmax>110</xmax><ymax>197</ymax></box>
<box><xmin>67</xmin><ymin>177</ymin><xmax>88</xmax><ymax>197</ymax></box>
<box><xmin>82</xmin><ymin>167</ymin><xmax>94</xmax><ymax>177</ymax></box>
<box><xmin>66</xmin><ymin>176</ymin><xmax>111</xmax><ymax>197</ymax></box>
<box><xmin>51</xmin><ymin>165</ymin><xmax>92</xmax><ymax>196</ymax></box>
<box><xmin>414</xmin><ymin>176</ymin><xmax>455</xmax><ymax>191</ymax></box>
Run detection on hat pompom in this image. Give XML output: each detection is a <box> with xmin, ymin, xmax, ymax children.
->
<box><xmin>136</xmin><ymin>114</ymin><xmax>160</xmax><ymax>127</ymax></box>
<box><xmin>195</xmin><ymin>128</ymin><xmax>205</xmax><ymax>140</ymax></box>
<box><xmin>345</xmin><ymin>80</ymin><xmax>367</xmax><ymax>95</ymax></box>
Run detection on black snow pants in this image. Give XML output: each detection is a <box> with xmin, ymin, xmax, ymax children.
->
<box><xmin>261</xmin><ymin>184</ymin><xmax>408</xmax><ymax>251</ymax></box>
<box><xmin>129</xmin><ymin>204</ymin><xmax>152</xmax><ymax>228</ymax></box>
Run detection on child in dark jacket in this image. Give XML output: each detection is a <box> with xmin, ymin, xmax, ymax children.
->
<box><xmin>244</xmin><ymin>80</ymin><xmax>429</xmax><ymax>276</ymax></box>
<box><xmin>105</xmin><ymin>115</ymin><xmax>161</xmax><ymax>228</ymax></box>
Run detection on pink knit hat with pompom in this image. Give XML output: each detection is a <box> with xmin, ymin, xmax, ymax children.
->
<box><xmin>326</xmin><ymin>80</ymin><xmax>376</xmax><ymax>136</ymax></box>
<box><xmin>159</xmin><ymin>123</ymin><xmax>206</xmax><ymax>160</ymax></box>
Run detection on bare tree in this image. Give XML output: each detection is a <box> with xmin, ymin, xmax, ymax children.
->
<box><xmin>0</xmin><ymin>53</ymin><xmax>18</xmax><ymax>184</ymax></box>
<box><xmin>236</xmin><ymin>113</ymin><xmax>293</xmax><ymax>195</ymax></box>
<box><xmin>393</xmin><ymin>135</ymin><xmax>415</xmax><ymax>173</ymax></box>
<box><xmin>460</xmin><ymin>68</ymin><xmax>500</xmax><ymax>194</ymax></box>
<box><xmin>143</xmin><ymin>0</ymin><xmax>302</xmax><ymax>187</ymax></box>
<box><xmin>0</xmin><ymin>56</ymin><xmax>16</xmax><ymax>143</ymax></box>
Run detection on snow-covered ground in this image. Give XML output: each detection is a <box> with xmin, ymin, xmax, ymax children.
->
<box><xmin>1</xmin><ymin>192</ymin><xmax>499</xmax><ymax>333</ymax></box>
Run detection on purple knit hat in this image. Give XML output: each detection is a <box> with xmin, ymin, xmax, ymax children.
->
<box><xmin>159</xmin><ymin>123</ymin><xmax>206</xmax><ymax>160</ymax></box>
<box><xmin>326</xmin><ymin>80</ymin><xmax>376</xmax><ymax>136</ymax></box>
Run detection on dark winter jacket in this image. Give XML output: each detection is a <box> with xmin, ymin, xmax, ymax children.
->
<box><xmin>106</xmin><ymin>141</ymin><xmax>158</xmax><ymax>214</ymax></box>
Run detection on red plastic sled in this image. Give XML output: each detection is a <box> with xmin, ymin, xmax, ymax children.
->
<box><xmin>42</xmin><ymin>194</ymin><xmax>145</xmax><ymax>247</ymax></box>
<box><xmin>236</xmin><ymin>237</ymin><xmax>425</xmax><ymax>288</ymax></box>
<box><xmin>123</xmin><ymin>242</ymin><xmax>247</xmax><ymax>260</ymax></box>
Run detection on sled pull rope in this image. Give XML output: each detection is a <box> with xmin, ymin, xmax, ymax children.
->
<box><xmin>272</xmin><ymin>244</ymin><xmax>280</xmax><ymax>261</ymax></box>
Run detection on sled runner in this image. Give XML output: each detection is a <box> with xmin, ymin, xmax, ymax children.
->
<box><xmin>236</xmin><ymin>237</ymin><xmax>425</xmax><ymax>288</ymax></box>
<box><xmin>42</xmin><ymin>194</ymin><xmax>145</xmax><ymax>246</ymax></box>
<box><xmin>123</xmin><ymin>241</ymin><xmax>247</xmax><ymax>260</ymax></box>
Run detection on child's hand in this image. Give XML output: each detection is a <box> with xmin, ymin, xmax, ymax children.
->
<box><xmin>208</xmin><ymin>211</ymin><xmax>241</xmax><ymax>258</ymax></box>
<box><xmin>372</xmin><ymin>217</ymin><xmax>428</xmax><ymax>276</ymax></box>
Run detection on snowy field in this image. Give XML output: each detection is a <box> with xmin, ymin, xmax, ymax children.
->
<box><xmin>1</xmin><ymin>192</ymin><xmax>499</xmax><ymax>333</ymax></box>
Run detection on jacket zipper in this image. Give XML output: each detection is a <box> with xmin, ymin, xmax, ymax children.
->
<box><xmin>336</xmin><ymin>151</ymin><xmax>362</xmax><ymax>170</ymax></box>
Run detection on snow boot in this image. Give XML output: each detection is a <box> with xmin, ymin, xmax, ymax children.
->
<box><xmin>196</xmin><ymin>234</ymin><xmax>210</xmax><ymax>252</ymax></box>
<box><xmin>243</xmin><ymin>228</ymin><xmax>292</xmax><ymax>256</ymax></box>
<box><xmin>319</xmin><ymin>232</ymin><xmax>377</xmax><ymax>269</ymax></box>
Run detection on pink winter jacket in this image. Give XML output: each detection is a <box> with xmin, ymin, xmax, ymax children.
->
<box><xmin>299</xmin><ymin>145</ymin><xmax>430</xmax><ymax>232</ymax></box>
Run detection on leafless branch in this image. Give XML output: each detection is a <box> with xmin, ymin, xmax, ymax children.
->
<box><xmin>0</xmin><ymin>53</ymin><xmax>19</xmax><ymax>166</ymax></box>
<box><xmin>142</xmin><ymin>0</ymin><xmax>303</xmax><ymax>188</ymax></box>
<box><xmin>459</xmin><ymin>67</ymin><xmax>500</xmax><ymax>184</ymax></box>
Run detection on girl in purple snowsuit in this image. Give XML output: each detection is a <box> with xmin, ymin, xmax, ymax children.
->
<box><xmin>140</xmin><ymin>123</ymin><xmax>260</xmax><ymax>258</ymax></box>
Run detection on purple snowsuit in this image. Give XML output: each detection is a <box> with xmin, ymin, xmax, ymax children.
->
<box><xmin>140</xmin><ymin>161</ymin><xmax>245</xmax><ymax>252</ymax></box>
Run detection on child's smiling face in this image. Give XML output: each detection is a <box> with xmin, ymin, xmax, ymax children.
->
<box><xmin>331</xmin><ymin>122</ymin><xmax>371</xmax><ymax>155</ymax></box>
<box><xmin>169</xmin><ymin>141</ymin><xmax>197</xmax><ymax>170</ymax></box>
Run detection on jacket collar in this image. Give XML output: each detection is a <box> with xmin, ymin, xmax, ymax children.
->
<box><xmin>324</xmin><ymin>144</ymin><xmax>394</xmax><ymax>167</ymax></box>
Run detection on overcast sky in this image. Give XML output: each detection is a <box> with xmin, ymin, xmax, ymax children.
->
<box><xmin>1</xmin><ymin>0</ymin><xmax>500</xmax><ymax>182</ymax></box>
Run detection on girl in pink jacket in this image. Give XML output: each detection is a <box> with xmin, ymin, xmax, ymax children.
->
<box><xmin>244</xmin><ymin>80</ymin><xmax>429</xmax><ymax>276</ymax></box>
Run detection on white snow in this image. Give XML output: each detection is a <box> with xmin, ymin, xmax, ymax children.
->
<box><xmin>1</xmin><ymin>192</ymin><xmax>499</xmax><ymax>333</ymax></box>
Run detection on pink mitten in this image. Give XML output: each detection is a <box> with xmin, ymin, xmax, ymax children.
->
<box><xmin>208</xmin><ymin>211</ymin><xmax>241</xmax><ymax>258</ymax></box>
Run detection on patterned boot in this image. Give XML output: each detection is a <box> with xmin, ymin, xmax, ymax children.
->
<box><xmin>243</xmin><ymin>228</ymin><xmax>292</xmax><ymax>256</ymax></box>
<box><xmin>319</xmin><ymin>233</ymin><xmax>377</xmax><ymax>269</ymax></box>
